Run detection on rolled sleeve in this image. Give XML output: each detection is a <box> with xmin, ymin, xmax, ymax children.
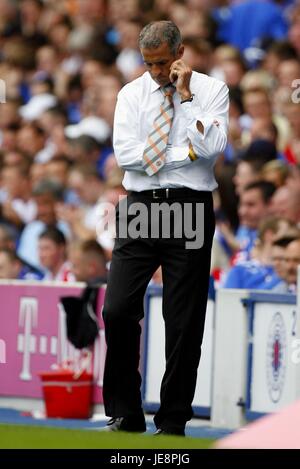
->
<box><xmin>180</xmin><ymin>83</ymin><xmax>229</xmax><ymax>159</ymax></box>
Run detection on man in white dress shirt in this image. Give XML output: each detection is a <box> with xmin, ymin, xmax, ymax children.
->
<box><xmin>102</xmin><ymin>21</ymin><xmax>229</xmax><ymax>436</ymax></box>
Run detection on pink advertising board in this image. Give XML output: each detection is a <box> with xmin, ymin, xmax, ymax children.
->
<box><xmin>0</xmin><ymin>281</ymin><xmax>106</xmax><ymax>404</ymax></box>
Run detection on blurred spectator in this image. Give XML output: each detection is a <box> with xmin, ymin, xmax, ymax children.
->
<box><xmin>0</xmin><ymin>164</ymin><xmax>37</xmax><ymax>227</ymax></box>
<box><xmin>233</xmin><ymin>159</ymin><xmax>261</xmax><ymax>197</ymax></box>
<box><xmin>211</xmin><ymin>47</ymin><xmax>246</xmax><ymax>82</ymax></box>
<box><xmin>20</xmin><ymin>0</ymin><xmax>47</xmax><ymax>47</ymax></box>
<box><xmin>233</xmin><ymin>140</ymin><xmax>278</xmax><ymax>195</ymax></box>
<box><xmin>115</xmin><ymin>19</ymin><xmax>143</xmax><ymax>81</ymax></box>
<box><xmin>273</xmin><ymin>238</ymin><xmax>300</xmax><ymax>293</ymax></box>
<box><xmin>65</xmin><ymin>116</ymin><xmax>111</xmax><ymax>147</ymax></box>
<box><xmin>277</xmin><ymin>57</ymin><xmax>300</xmax><ymax>87</ymax></box>
<box><xmin>0</xmin><ymin>225</ymin><xmax>15</xmax><ymax>250</ymax></box>
<box><xmin>38</xmin><ymin>105</ymin><xmax>68</xmax><ymax>138</ymax></box>
<box><xmin>102</xmin><ymin>152</ymin><xmax>119</xmax><ymax>180</ymax></box>
<box><xmin>283</xmin><ymin>100</ymin><xmax>300</xmax><ymax>164</ymax></box>
<box><xmin>108</xmin><ymin>0</ymin><xmax>140</xmax><ymax>23</ymax></box>
<box><xmin>0</xmin><ymin>247</ymin><xmax>43</xmax><ymax>280</ymax></box>
<box><xmin>222</xmin><ymin>216</ymin><xmax>290</xmax><ymax>290</ymax></box>
<box><xmin>1</xmin><ymin>126</ymin><xmax>21</xmax><ymax>154</ymax></box>
<box><xmin>2</xmin><ymin>39</ymin><xmax>35</xmax><ymax>80</ymax></box>
<box><xmin>47</xmin><ymin>14</ymin><xmax>73</xmax><ymax>58</ymax></box>
<box><xmin>19</xmin><ymin>77</ymin><xmax>58</xmax><ymax>122</ymax></box>
<box><xmin>271</xmin><ymin>234</ymin><xmax>300</xmax><ymax>280</ymax></box>
<box><xmin>242</xmin><ymin>89</ymin><xmax>290</xmax><ymax>152</ymax></box>
<box><xmin>29</xmin><ymin>162</ymin><xmax>48</xmax><ymax>186</ymax></box>
<box><xmin>240</xmin><ymin>69</ymin><xmax>275</xmax><ymax>93</ymax></box>
<box><xmin>215</xmin><ymin>161</ymin><xmax>239</xmax><ymax>229</ymax></box>
<box><xmin>288</xmin><ymin>4</ymin><xmax>300</xmax><ymax>56</ymax></box>
<box><xmin>81</xmin><ymin>59</ymin><xmax>105</xmax><ymax>90</ymax></box>
<box><xmin>45</xmin><ymin>156</ymin><xmax>73</xmax><ymax>187</ymax></box>
<box><xmin>270</xmin><ymin>185</ymin><xmax>300</xmax><ymax>224</ymax></box>
<box><xmin>261</xmin><ymin>159</ymin><xmax>289</xmax><ymax>187</ymax></box>
<box><xmin>0</xmin><ymin>0</ymin><xmax>20</xmax><ymax>38</ymax></box>
<box><xmin>234</xmin><ymin>180</ymin><xmax>276</xmax><ymax>262</ymax></box>
<box><xmin>212</xmin><ymin>44</ymin><xmax>243</xmax><ymax>70</ymax></box>
<box><xmin>17</xmin><ymin>124</ymin><xmax>47</xmax><ymax>161</ymax></box>
<box><xmin>30</xmin><ymin>70</ymin><xmax>55</xmax><ymax>96</ymax></box>
<box><xmin>0</xmin><ymin>224</ymin><xmax>43</xmax><ymax>278</ymax></box>
<box><xmin>152</xmin><ymin>0</ymin><xmax>174</xmax><ymax>18</ymax></box>
<box><xmin>92</xmin><ymin>74</ymin><xmax>123</xmax><ymax>129</ymax></box>
<box><xmin>183</xmin><ymin>37</ymin><xmax>212</xmax><ymax>75</ymax></box>
<box><xmin>170</xmin><ymin>3</ymin><xmax>217</xmax><ymax>43</ymax></box>
<box><xmin>69</xmin><ymin>239</ymin><xmax>107</xmax><ymax>283</ymax></box>
<box><xmin>286</xmin><ymin>163</ymin><xmax>300</xmax><ymax>192</ymax></box>
<box><xmin>66</xmin><ymin>135</ymin><xmax>103</xmax><ymax>169</ymax></box>
<box><xmin>248</xmin><ymin>118</ymin><xmax>279</xmax><ymax>148</ymax></box>
<box><xmin>263</xmin><ymin>40</ymin><xmax>298</xmax><ymax>77</ymax></box>
<box><xmin>224</xmin><ymin>86</ymin><xmax>244</xmax><ymax>159</ymax></box>
<box><xmin>57</xmin><ymin>164</ymin><xmax>105</xmax><ymax>240</ymax></box>
<box><xmin>17</xmin><ymin>179</ymin><xmax>70</xmax><ymax>269</ymax></box>
<box><xmin>211</xmin><ymin>230</ymin><xmax>232</xmax><ymax>282</ymax></box>
<box><xmin>96</xmin><ymin>166</ymin><xmax>127</xmax><ymax>259</ymax></box>
<box><xmin>214</xmin><ymin>0</ymin><xmax>288</xmax><ymax>53</ymax></box>
<box><xmin>221</xmin><ymin>57</ymin><xmax>247</xmax><ymax>88</ymax></box>
<box><xmin>38</xmin><ymin>227</ymin><xmax>74</xmax><ymax>281</ymax></box>
<box><xmin>65</xmin><ymin>74</ymin><xmax>83</xmax><ymax>123</ymax></box>
<box><xmin>45</xmin><ymin>156</ymin><xmax>77</xmax><ymax>204</ymax></box>
<box><xmin>0</xmin><ymin>99</ymin><xmax>21</xmax><ymax>132</ymax></box>
<box><xmin>2</xmin><ymin>150</ymin><xmax>28</xmax><ymax>167</ymax></box>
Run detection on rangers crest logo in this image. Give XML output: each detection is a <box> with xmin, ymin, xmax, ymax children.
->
<box><xmin>266</xmin><ymin>312</ymin><xmax>287</xmax><ymax>403</ymax></box>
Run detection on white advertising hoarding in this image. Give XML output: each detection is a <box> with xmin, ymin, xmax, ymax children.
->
<box><xmin>143</xmin><ymin>286</ymin><xmax>214</xmax><ymax>417</ymax></box>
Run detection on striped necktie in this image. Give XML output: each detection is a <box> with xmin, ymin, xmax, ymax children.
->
<box><xmin>142</xmin><ymin>85</ymin><xmax>175</xmax><ymax>176</ymax></box>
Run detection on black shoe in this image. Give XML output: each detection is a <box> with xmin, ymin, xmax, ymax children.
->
<box><xmin>102</xmin><ymin>416</ymin><xmax>146</xmax><ymax>433</ymax></box>
<box><xmin>154</xmin><ymin>428</ymin><xmax>185</xmax><ymax>436</ymax></box>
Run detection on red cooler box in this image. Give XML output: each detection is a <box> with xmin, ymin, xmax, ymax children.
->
<box><xmin>39</xmin><ymin>369</ymin><xmax>94</xmax><ymax>419</ymax></box>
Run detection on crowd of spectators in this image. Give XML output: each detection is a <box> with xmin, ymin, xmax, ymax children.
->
<box><xmin>0</xmin><ymin>0</ymin><xmax>300</xmax><ymax>292</ymax></box>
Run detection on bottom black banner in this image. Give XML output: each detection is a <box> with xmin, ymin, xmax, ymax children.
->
<box><xmin>0</xmin><ymin>449</ymin><xmax>299</xmax><ymax>466</ymax></box>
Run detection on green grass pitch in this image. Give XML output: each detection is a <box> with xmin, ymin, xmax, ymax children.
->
<box><xmin>0</xmin><ymin>424</ymin><xmax>214</xmax><ymax>449</ymax></box>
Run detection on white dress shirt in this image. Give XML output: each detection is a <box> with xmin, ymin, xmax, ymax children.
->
<box><xmin>113</xmin><ymin>71</ymin><xmax>229</xmax><ymax>192</ymax></box>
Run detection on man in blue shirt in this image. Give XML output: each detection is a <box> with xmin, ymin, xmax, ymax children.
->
<box><xmin>223</xmin><ymin>259</ymin><xmax>281</xmax><ymax>289</ymax></box>
<box><xmin>0</xmin><ymin>248</ymin><xmax>43</xmax><ymax>280</ymax></box>
<box><xmin>235</xmin><ymin>180</ymin><xmax>276</xmax><ymax>263</ymax></box>
<box><xmin>223</xmin><ymin>215</ymin><xmax>291</xmax><ymax>290</ymax></box>
<box><xmin>214</xmin><ymin>0</ymin><xmax>288</xmax><ymax>52</ymax></box>
<box><xmin>17</xmin><ymin>180</ymin><xmax>70</xmax><ymax>270</ymax></box>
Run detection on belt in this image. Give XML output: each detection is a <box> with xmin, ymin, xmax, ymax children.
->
<box><xmin>130</xmin><ymin>188</ymin><xmax>211</xmax><ymax>200</ymax></box>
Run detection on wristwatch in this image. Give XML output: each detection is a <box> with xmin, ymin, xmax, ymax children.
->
<box><xmin>180</xmin><ymin>94</ymin><xmax>194</xmax><ymax>104</ymax></box>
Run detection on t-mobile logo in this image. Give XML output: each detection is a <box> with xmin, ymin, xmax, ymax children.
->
<box><xmin>0</xmin><ymin>339</ymin><xmax>6</xmax><ymax>364</ymax></box>
<box><xmin>18</xmin><ymin>297</ymin><xmax>38</xmax><ymax>380</ymax></box>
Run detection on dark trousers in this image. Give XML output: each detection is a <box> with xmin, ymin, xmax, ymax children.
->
<box><xmin>102</xmin><ymin>190</ymin><xmax>215</xmax><ymax>432</ymax></box>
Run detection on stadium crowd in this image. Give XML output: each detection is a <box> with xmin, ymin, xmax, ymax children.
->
<box><xmin>0</xmin><ymin>0</ymin><xmax>300</xmax><ymax>293</ymax></box>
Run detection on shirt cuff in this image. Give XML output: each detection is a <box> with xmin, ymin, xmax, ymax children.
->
<box><xmin>192</xmin><ymin>116</ymin><xmax>215</xmax><ymax>140</ymax></box>
<box><xmin>180</xmin><ymin>102</ymin><xmax>215</xmax><ymax>140</ymax></box>
<box><xmin>165</xmin><ymin>145</ymin><xmax>191</xmax><ymax>163</ymax></box>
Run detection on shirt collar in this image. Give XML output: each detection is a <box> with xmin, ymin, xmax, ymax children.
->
<box><xmin>147</xmin><ymin>72</ymin><xmax>176</xmax><ymax>94</ymax></box>
<box><xmin>149</xmin><ymin>74</ymin><xmax>161</xmax><ymax>93</ymax></box>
